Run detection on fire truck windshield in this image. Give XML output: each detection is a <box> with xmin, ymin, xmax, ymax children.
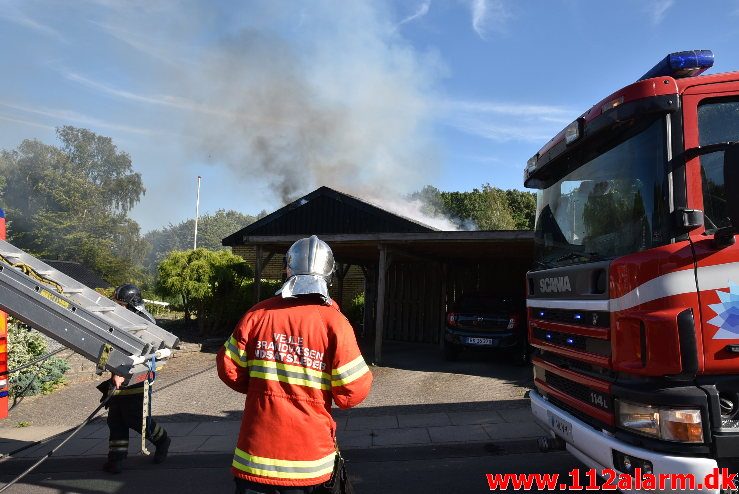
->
<box><xmin>534</xmin><ymin>117</ymin><xmax>671</xmax><ymax>268</ymax></box>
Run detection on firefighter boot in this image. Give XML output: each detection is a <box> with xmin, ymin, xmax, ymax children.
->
<box><xmin>153</xmin><ymin>435</ymin><xmax>170</xmax><ymax>464</ymax></box>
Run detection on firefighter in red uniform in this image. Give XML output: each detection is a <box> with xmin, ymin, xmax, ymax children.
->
<box><xmin>218</xmin><ymin>235</ymin><xmax>373</xmax><ymax>494</ymax></box>
<box><xmin>100</xmin><ymin>284</ymin><xmax>170</xmax><ymax>474</ymax></box>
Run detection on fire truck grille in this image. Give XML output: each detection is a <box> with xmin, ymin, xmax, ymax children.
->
<box><xmin>530</xmin><ymin>307</ymin><xmax>609</xmax><ymax>328</ymax></box>
<box><xmin>545</xmin><ymin>371</ymin><xmax>612</xmax><ymax>413</ymax></box>
<box><xmin>532</xmin><ymin>327</ymin><xmax>610</xmax><ymax>356</ymax></box>
<box><xmin>533</xmin><ymin>327</ymin><xmax>585</xmax><ymax>350</ymax></box>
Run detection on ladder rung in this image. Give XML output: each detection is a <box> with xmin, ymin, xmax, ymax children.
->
<box><xmin>63</xmin><ymin>288</ymin><xmax>84</xmax><ymax>294</ymax></box>
<box><xmin>36</xmin><ymin>270</ymin><xmax>56</xmax><ymax>276</ymax></box>
<box><xmin>124</xmin><ymin>324</ymin><xmax>149</xmax><ymax>331</ymax></box>
<box><xmin>87</xmin><ymin>306</ymin><xmax>116</xmax><ymax>312</ymax></box>
<box><xmin>0</xmin><ymin>252</ymin><xmax>21</xmax><ymax>258</ymax></box>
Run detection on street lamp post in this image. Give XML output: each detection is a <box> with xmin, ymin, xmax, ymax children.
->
<box><xmin>193</xmin><ymin>176</ymin><xmax>201</xmax><ymax>250</ymax></box>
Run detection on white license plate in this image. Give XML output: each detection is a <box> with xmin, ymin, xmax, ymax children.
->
<box><xmin>465</xmin><ymin>337</ymin><xmax>493</xmax><ymax>345</ymax></box>
<box><xmin>547</xmin><ymin>411</ymin><xmax>573</xmax><ymax>441</ymax></box>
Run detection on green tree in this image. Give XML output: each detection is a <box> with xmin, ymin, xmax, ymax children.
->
<box><xmin>143</xmin><ymin>209</ymin><xmax>255</xmax><ymax>272</ymax></box>
<box><xmin>156</xmin><ymin>248</ymin><xmax>254</xmax><ymax>334</ymax></box>
<box><xmin>0</xmin><ymin>127</ymin><xmax>147</xmax><ymax>285</ymax></box>
<box><xmin>474</xmin><ymin>185</ymin><xmax>517</xmax><ymax>230</ymax></box>
<box><xmin>504</xmin><ymin>189</ymin><xmax>537</xmax><ymax>230</ymax></box>
<box><xmin>412</xmin><ymin>184</ymin><xmax>535</xmax><ymax>230</ymax></box>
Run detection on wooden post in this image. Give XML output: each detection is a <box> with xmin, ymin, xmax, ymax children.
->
<box><xmin>335</xmin><ymin>263</ymin><xmax>351</xmax><ymax>308</ymax></box>
<box><xmin>254</xmin><ymin>245</ymin><xmax>262</xmax><ymax>302</ymax></box>
<box><xmin>440</xmin><ymin>262</ymin><xmax>448</xmax><ymax>348</ymax></box>
<box><xmin>361</xmin><ymin>265</ymin><xmax>373</xmax><ymax>342</ymax></box>
<box><xmin>336</xmin><ymin>263</ymin><xmax>344</xmax><ymax>307</ymax></box>
<box><xmin>374</xmin><ymin>245</ymin><xmax>387</xmax><ymax>364</ymax></box>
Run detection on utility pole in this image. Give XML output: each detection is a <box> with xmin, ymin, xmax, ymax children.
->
<box><xmin>193</xmin><ymin>176</ymin><xmax>201</xmax><ymax>250</ymax></box>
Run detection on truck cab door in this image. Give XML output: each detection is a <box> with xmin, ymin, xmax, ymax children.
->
<box><xmin>683</xmin><ymin>83</ymin><xmax>739</xmax><ymax>373</ymax></box>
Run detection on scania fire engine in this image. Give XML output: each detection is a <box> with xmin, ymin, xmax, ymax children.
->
<box><xmin>524</xmin><ymin>50</ymin><xmax>739</xmax><ymax>493</ymax></box>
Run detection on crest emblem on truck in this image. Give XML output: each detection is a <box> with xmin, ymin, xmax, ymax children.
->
<box><xmin>708</xmin><ymin>282</ymin><xmax>739</xmax><ymax>339</ymax></box>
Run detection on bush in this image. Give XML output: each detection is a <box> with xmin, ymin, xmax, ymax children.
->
<box><xmin>211</xmin><ymin>278</ymin><xmax>283</xmax><ymax>335</ymax></box>
<box><xmin>344</xmin><ymin>292</ymin><xmax>365</xmax><ymax>329</ymax></box>
<box><xmin>156</xmin><ymin>248</ymin><xmax>284</xmax><ymax>335</ymax></box>
<box><xmin>7</xmin><ymin>320</ymin><xmax>69</xmax><ymax>397</ymax></box>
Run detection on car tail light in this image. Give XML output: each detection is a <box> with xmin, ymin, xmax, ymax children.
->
<box><xmin>507</xmin><ymin>314</ymin><xmax>519</xmax><ymax>330</ymax></box>
<box><xmin>447</xmin><ymin>313</ymin><xmax>458</xmax><ymax>327</ymax></box>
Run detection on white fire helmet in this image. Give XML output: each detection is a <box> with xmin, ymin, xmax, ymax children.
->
<box><xmin>276</xmin><ymin>235</ymin><xmax>335</xmax><ymax>303</ymax></box>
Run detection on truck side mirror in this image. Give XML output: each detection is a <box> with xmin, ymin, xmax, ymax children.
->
<box><xmin>725</xmin><ymin>145</ymin><xmax>739</xmax><ymax>230</ymax></box>
<box><xmin>674</xmin><ymin>208</ymin><xmax>704</xmax><ymax>234</ymax></box>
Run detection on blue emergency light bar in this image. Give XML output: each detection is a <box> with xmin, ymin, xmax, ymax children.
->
<box><xmin>639</xmin><ymin>50</ymin><xmax>714</xmax><ymax>81</ymax></box>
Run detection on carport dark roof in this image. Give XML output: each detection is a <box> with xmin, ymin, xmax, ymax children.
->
<box><xmin>222</xmin><ymin>186</ymin><xmax>435</xmax><ymax>246</ymax></box>
<box><xmin>233</xmin><ymin>230</ymin><xmax>535</xmax><ymax>264</ymax></box>
<box><xmin>42</xmin><ymin>260</ymin><xmax>111</xmax><ymax>289</ymax></box>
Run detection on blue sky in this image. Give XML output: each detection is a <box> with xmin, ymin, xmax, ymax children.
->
<box><xmin>2</xmin><ymin>0</ymin><xmax>739</xmax><ymax>232</ymax></box>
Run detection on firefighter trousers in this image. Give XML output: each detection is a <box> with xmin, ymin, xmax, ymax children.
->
<box><xmin>107</xmin><ymin>394</ymin><xmax>168</xmax><ymax>460</ymax></box>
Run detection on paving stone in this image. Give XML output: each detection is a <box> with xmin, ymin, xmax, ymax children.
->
<box><xmin>167</xmin><ymin>434</ymin><xmax>210</xmax><ymax>453</ymax></box>
<box><xmin>160</xmin><ymin>422</ymin><xmax>200</xmax><ymax>437</ymax></box>
<box><xmin>337</xmin><ymin>429</ymin><xmax>373</xmax><ymax>449</ymax></box>
<box><xmin>372</xmin><ymin>428</ymin><xmax>430</xmax><ymax>447</ymax></box>
<box><xmin>483</xmin><ymin>422</ymin><xmax>546</xmax><ymax>441</ymax></box>
<box><xmin>397</xmin><ymin>413</ymin><xmax>451</xmax><ymax>428</ymax></box>
<box><xmin>0</xmin><ymin>439</ymin><xmax>37</xmax><ymax>456</ymax></box>
<box><xmin>346</xmin><ymin>415</ymin><xmax>398</xmax><ymax>431</ymax></box>
<box><xmin>189</xmin><ymin>421</ymin><xmax>241</xmax><ymax>436</ymax></box>
<box><xmin>77</xmin><ymin>423</ymin><xmax>107</xmax><ymax>439</ymax></box>
<box><xmin>52</xmin><ymin>438</ymin><xmax>101</xmax><ymax>456</ymax></box>
<box><xmin>497</xmin><ymin>407</ymin><xmax>536</xmax><ymax>423</ymax></box>
<box><xmin>448</xmin><ymin>410</ymin><xmax>504</xmax><ymax>426</ymax></box>
<box><xmin>14</xmin><ymin>439</ymin><xmax>63</xmax><ymax>458</ymax></box>
<box><xmin>197</xmin><ymin>435</ymin><xmax>238</xmax><ymax>452</ymax></box>
<box><xmin>427</xmin><ymin>425</ymin><xmax>490</xmax><ymax>444</ymax></box>
<box><xmin>84</xmin><ymin>439</ymin><xmax>112</xmax><ymax>456</ymax></box>
<box><xmin>0</xmin><ymin>425</ymin><xmax>69</xmax><ymax>442</ymax></box>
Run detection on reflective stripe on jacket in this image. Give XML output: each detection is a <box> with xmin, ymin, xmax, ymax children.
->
<box><xmin>217</xmin><ymin>296</ymin><xmax>372</xmax><ymax>487</ymax></box>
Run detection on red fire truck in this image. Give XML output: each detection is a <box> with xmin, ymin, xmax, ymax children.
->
<box><xmin>524</xmin><ymin>50</ymin><xmax>739</xmax><ymax>491</ymax></box>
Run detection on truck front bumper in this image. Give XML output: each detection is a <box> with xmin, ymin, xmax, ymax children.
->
<box><xmin>530</xmin><ymin>390</ymin><xmax>722</xmax><ymax>494</ymax></box>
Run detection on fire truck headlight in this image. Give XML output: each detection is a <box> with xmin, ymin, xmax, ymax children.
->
<box><xmin>616</xmin><ymin>400</ymin><xmax>704</xmax><ymax>443</ymax></box>
<box><xmin>564</xmin><ymin>119</ymin><xmax>582</xmax><ymax>145</ymax></box>
<box><xmin>616</xmin><ymin>401</ymin><xmax>659</xmax><ymax>438</ymax></box>
<box><xmin>659</xmin><ymin>409</ymin><xmax>703</xmax><ymax>443</ymax></box>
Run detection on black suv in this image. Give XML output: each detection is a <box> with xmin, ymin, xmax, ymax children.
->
<box><xmin>443</xmin><ymin>293</ymin><xmax>528</xmax><ymax>363</ymax></box>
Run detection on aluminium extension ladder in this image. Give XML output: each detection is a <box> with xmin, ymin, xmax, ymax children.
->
<box><xmin>0</xmin><ymin>239</ymin><xmax>179</xmax><ymax>385</ymax></box>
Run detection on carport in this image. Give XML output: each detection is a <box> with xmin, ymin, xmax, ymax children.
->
<box><xmin>223</xmin><ymin>187</ymin><xmax>535</xmax><ymax>363</ymax></box>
